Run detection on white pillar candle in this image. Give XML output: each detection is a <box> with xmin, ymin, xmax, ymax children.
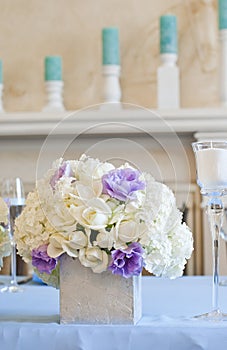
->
<box><xmin>196</xmin><ymin>148</ymin><xmax>227</xmax><ymax>190</ymax></box>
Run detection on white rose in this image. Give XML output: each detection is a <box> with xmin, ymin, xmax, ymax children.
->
<box><xmin>70</xmin><ymin>198</ymin><xmax>112</xmax><ymax>230</ymax></box>
<box><xmin>79</xmin><ymin>247</ymin><xmax>108</xmax><ymax>273</ymax></box>
<box><xmin>47</xmin><ymin>234</ymin><xmax>65</xmax><ymax>258</ymax></box>
<box><xmin>75</xmin><ymin>181</ymin><xmax>102</xmax><ymax>201</ymax></box>
<box><xmin>75</xmin><ymin>155</ymin><xmax>114</xmax><ymax>184</ymax></box>
<box><xmin>115</xmin><ymin>220</ymin><xmax>146</xmax><ymax>243</ymax></box>
<box><xmin>47</xmin><ymin>231</ymin><xmax>88</xmax><ymax>258</ymax></box>
<box><xmin>93</xmin><ymin>162</ymin><xmax>115</xmax><ymax>180</ymax></box>
<box><xmin>63</xmin><ymin>231</ymin><xmax>88</xmax><ymax>256</ymax></box>
<box><xmin>47</xmin><ymin>203</ymin><xmax>77</xmax><ymax>233</ymax></box>
<box><xmin>95</xmin><ymin>228</ymin><xmax>114</xmax><ymax>250</ymax></box>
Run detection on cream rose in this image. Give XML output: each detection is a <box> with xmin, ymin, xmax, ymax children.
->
<box><xmin>70</xmin><ymin>198</ymin><xmax>112</xmax><ymax>230</ymax></box>
<box><xmin>47</xmin><ymin>231</ymin><xmax>88</xmax><ymax>258</ymax></box>
<box><xmin>79</xmin><ymin>246</ymin><xmax>108</xmax><ymax>273</ymax></box>
<box><xmin>95</xmin><ymin>228</ymin><xmax>114</xmax><ymax>250</ymax></box>
<box><xmin>74</xmin><ymin>155</ymin><xmax>114</xmax><ymax>185</ymax></box>
<box><xmin>115</xmin><ymin>220</ymin><xmax>146</xmax><ymax>243</ymax></box>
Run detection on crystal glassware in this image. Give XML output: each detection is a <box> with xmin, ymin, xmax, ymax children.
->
<box><xmin>192</xmin><ymin>140</ymin><xmax>227</xmax><ymax>320</ymax></box>
<box><xmin>218</xmin><ymin>208</ymin><xmax>227</xmax><ymax>286</ymax></box>
<box><xmin>1</xmin><ymin>177</ymin><xmax>25</xmax><ymax>293</ymax></box>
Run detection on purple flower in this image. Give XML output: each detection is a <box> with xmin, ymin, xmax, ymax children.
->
<box><xmin>32</xmin><ymin>244</ymin><xmax>58</xmax><ymax>274</ymax></box>
<box><xmin>108</xmin><ymin>242</ymin><xmax>144</xmax><ymax>278</ymax></box>
<box><xmin>50</xmin><ymin>161</ymin><xmax>72</xmax><ymax>189</ymax></box>
<box><xmin>102</xmin><ymin>168</ymin><xmax>145</xmax><ymax>202</ymax></box>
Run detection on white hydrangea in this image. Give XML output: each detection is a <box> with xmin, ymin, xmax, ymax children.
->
<box><xmin>141</xmin><ymin>174</ymin><xmax>194</xmax><ymax>278</ymax></box>
<box><xmin>0</xmin><ymin>226</ymin><xmax>11</xmax><ymax>269</ymax></box>
<box><xmin>14</xmin><ymin>190</ymin><xmax>57</xmax><ymax>262</ymax></box>
<box><xmin>0</xmin><ymin>197</ymin><xmax>8</xmax><ymax>225</ymax></box>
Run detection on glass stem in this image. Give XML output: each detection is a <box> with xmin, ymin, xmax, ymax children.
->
<box><xmin>8</xmin><ymin>211</ymin><xmax>18</xmax><ymax>287</ymax></box>
<box><xmin>208</xmin><ymin>199</ymin><xmax>223</xmax><ymax>312</ymax></box>
<box><xmin>10</xmin><ymin>242</ymin><xmax>18</xmax><ymax>286</ymax></box>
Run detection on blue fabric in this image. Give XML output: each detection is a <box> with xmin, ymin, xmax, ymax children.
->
<box><xmin>0</xmin><ymin>276</ymin><xmax>227</xmax><ymax>350</ymax></box>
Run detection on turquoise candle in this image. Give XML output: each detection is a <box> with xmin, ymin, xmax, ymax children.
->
<box><xmin>102</xmin><ymin>27</ymin><xmax>120</xmax><ymax>65</ymax></box>
<box><xmin>219</xmin><ymin>0</ymin><xmax>227</xmax><ymax>30</ymax></box>
<box><xmin>160</xmin><ymin>15</ymin><xmax>178</xmax><ymax>54</ymax></box>
<box><xmin>45</xmin><ymin>56</ymin><xmax>62</xmax><ymax>81</ymax></box>
<box><xmin>0</xmin><ymin>60</ymin><xmax>3</xmax><ymax>84</ymax></box>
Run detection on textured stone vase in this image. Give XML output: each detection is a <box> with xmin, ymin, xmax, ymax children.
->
<box><xmin>60</xmin><ymin>254</ymin><xmax>142</xmax><ymax>324</ymax></box>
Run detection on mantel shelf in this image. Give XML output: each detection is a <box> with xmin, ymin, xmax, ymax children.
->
<box><xmin>0</xmin><ymin>107</ymin><xmax>227</xmax><ymax>137</ymax></box>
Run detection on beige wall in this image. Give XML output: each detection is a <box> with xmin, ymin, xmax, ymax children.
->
<box><xmin>0</xmin><ymin>0</ymin><xmax>219</xmax><ymax>112</ymax></box>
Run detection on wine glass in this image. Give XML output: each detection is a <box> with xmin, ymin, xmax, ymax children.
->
<box><xmin>192</xmin><ymin>140</ymin><xmax>227</xmax><ymax>320</ymax></box>
<box><xmin>218</xmin><ymin>207</ymin><xmax>227</xmax><ymax>286</ymax></box>
<box><xmin>1</xmin><ymin>177</ymin><xmax>25</xmax><ymax>293</ymax></box>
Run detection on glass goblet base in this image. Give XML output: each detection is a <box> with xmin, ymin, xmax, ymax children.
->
<box><xmin>0</xmin><ymin>282</ymin><xmax>23</xmax><ymax>293</ymax></box>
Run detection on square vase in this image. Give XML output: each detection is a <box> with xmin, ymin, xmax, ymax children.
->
<box><xmin>60</xmin><ymin>254</ymin><xmax>142</xmax><ymax>324</ymax></box>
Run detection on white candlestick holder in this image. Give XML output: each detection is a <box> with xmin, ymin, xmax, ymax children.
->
<box><xmin>102</xmin><ymin>65</ymin><xmax>121</xmax><ymax>104</ymax></box>
<box><xmin>157</xmin><ymin>53</ymin><xmax>180</xmax><ymax>109</ymax></box>
<box><xmin>43</xmin><ymin>81</ymin><xmax>65</xmax><ymax>112</ymax></box>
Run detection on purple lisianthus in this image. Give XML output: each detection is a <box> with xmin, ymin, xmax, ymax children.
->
<box><xmin>50</xmin><ymin>161</ymin><xmax>72</xmax><ymax>189</ymax></box>
<box><xmin>31</xmin><ymin>244</ymin><xmax>58</xmax><ymax>274</ymax></box>
<box><xmin>102</xmin><ymin>168</ymin><xmax>145</xmax><ymax>202</ymax></box>
<box><xmin>108</xmin><ymin>242</ymin><xmax>144</xmax><ymax>278</ymax></box>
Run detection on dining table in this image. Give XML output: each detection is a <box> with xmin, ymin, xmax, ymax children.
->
<box><xmin>0</xmin><ymin>275</ymin><xmax>227</xmax><ymax>350</ymax></box>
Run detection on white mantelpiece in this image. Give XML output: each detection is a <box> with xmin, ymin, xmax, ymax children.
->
<box><xmin>0</xmin><ymin>107</ymin><xmax>227</xmax><ymax>136</ymax></box>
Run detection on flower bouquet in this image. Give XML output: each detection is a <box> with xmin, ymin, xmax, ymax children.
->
<box><xmin>14</xmin><ymin>154</ymin><xmax>193</xmax><ymax>323</ymax></box>
<box><xmin>0</xmin><ymin>198</ymin><xmax>11</xmax><ymax>269</ymax></box>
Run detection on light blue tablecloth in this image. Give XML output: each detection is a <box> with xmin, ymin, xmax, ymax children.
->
<box><xmin>0</xmin><ymin>276</ymin><xmax>227</xmax><ymax>350</ymax></box>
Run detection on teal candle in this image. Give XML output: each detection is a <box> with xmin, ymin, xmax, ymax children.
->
<box><xmin>45</xmin><ymin>56</ymin><xmax>62</xmax><ymax>81</ymax></box>
<box><xmin>0</xmin><ymin>60</ymin><xmax>3</xmax><ymax>84</ymax></box>
<box><xmin>160</xmin><ymin>15</ymin><xmax>178</xmax><ymax>54</ymax></box>
<box><xmin>102</xmin><ymin>27</ymin><xmax>120</xmax><ymax>65</ymax></box>
<box><xmin>219</xmin><ymin>0</ymin><xmax>227</xmax><ymax>30</ymax></box>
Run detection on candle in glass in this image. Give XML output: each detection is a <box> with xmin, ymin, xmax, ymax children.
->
<box><xmin>195</xmin><ymin>147</ymin><xmax>227</xmax><ymax>191</ymax></box>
